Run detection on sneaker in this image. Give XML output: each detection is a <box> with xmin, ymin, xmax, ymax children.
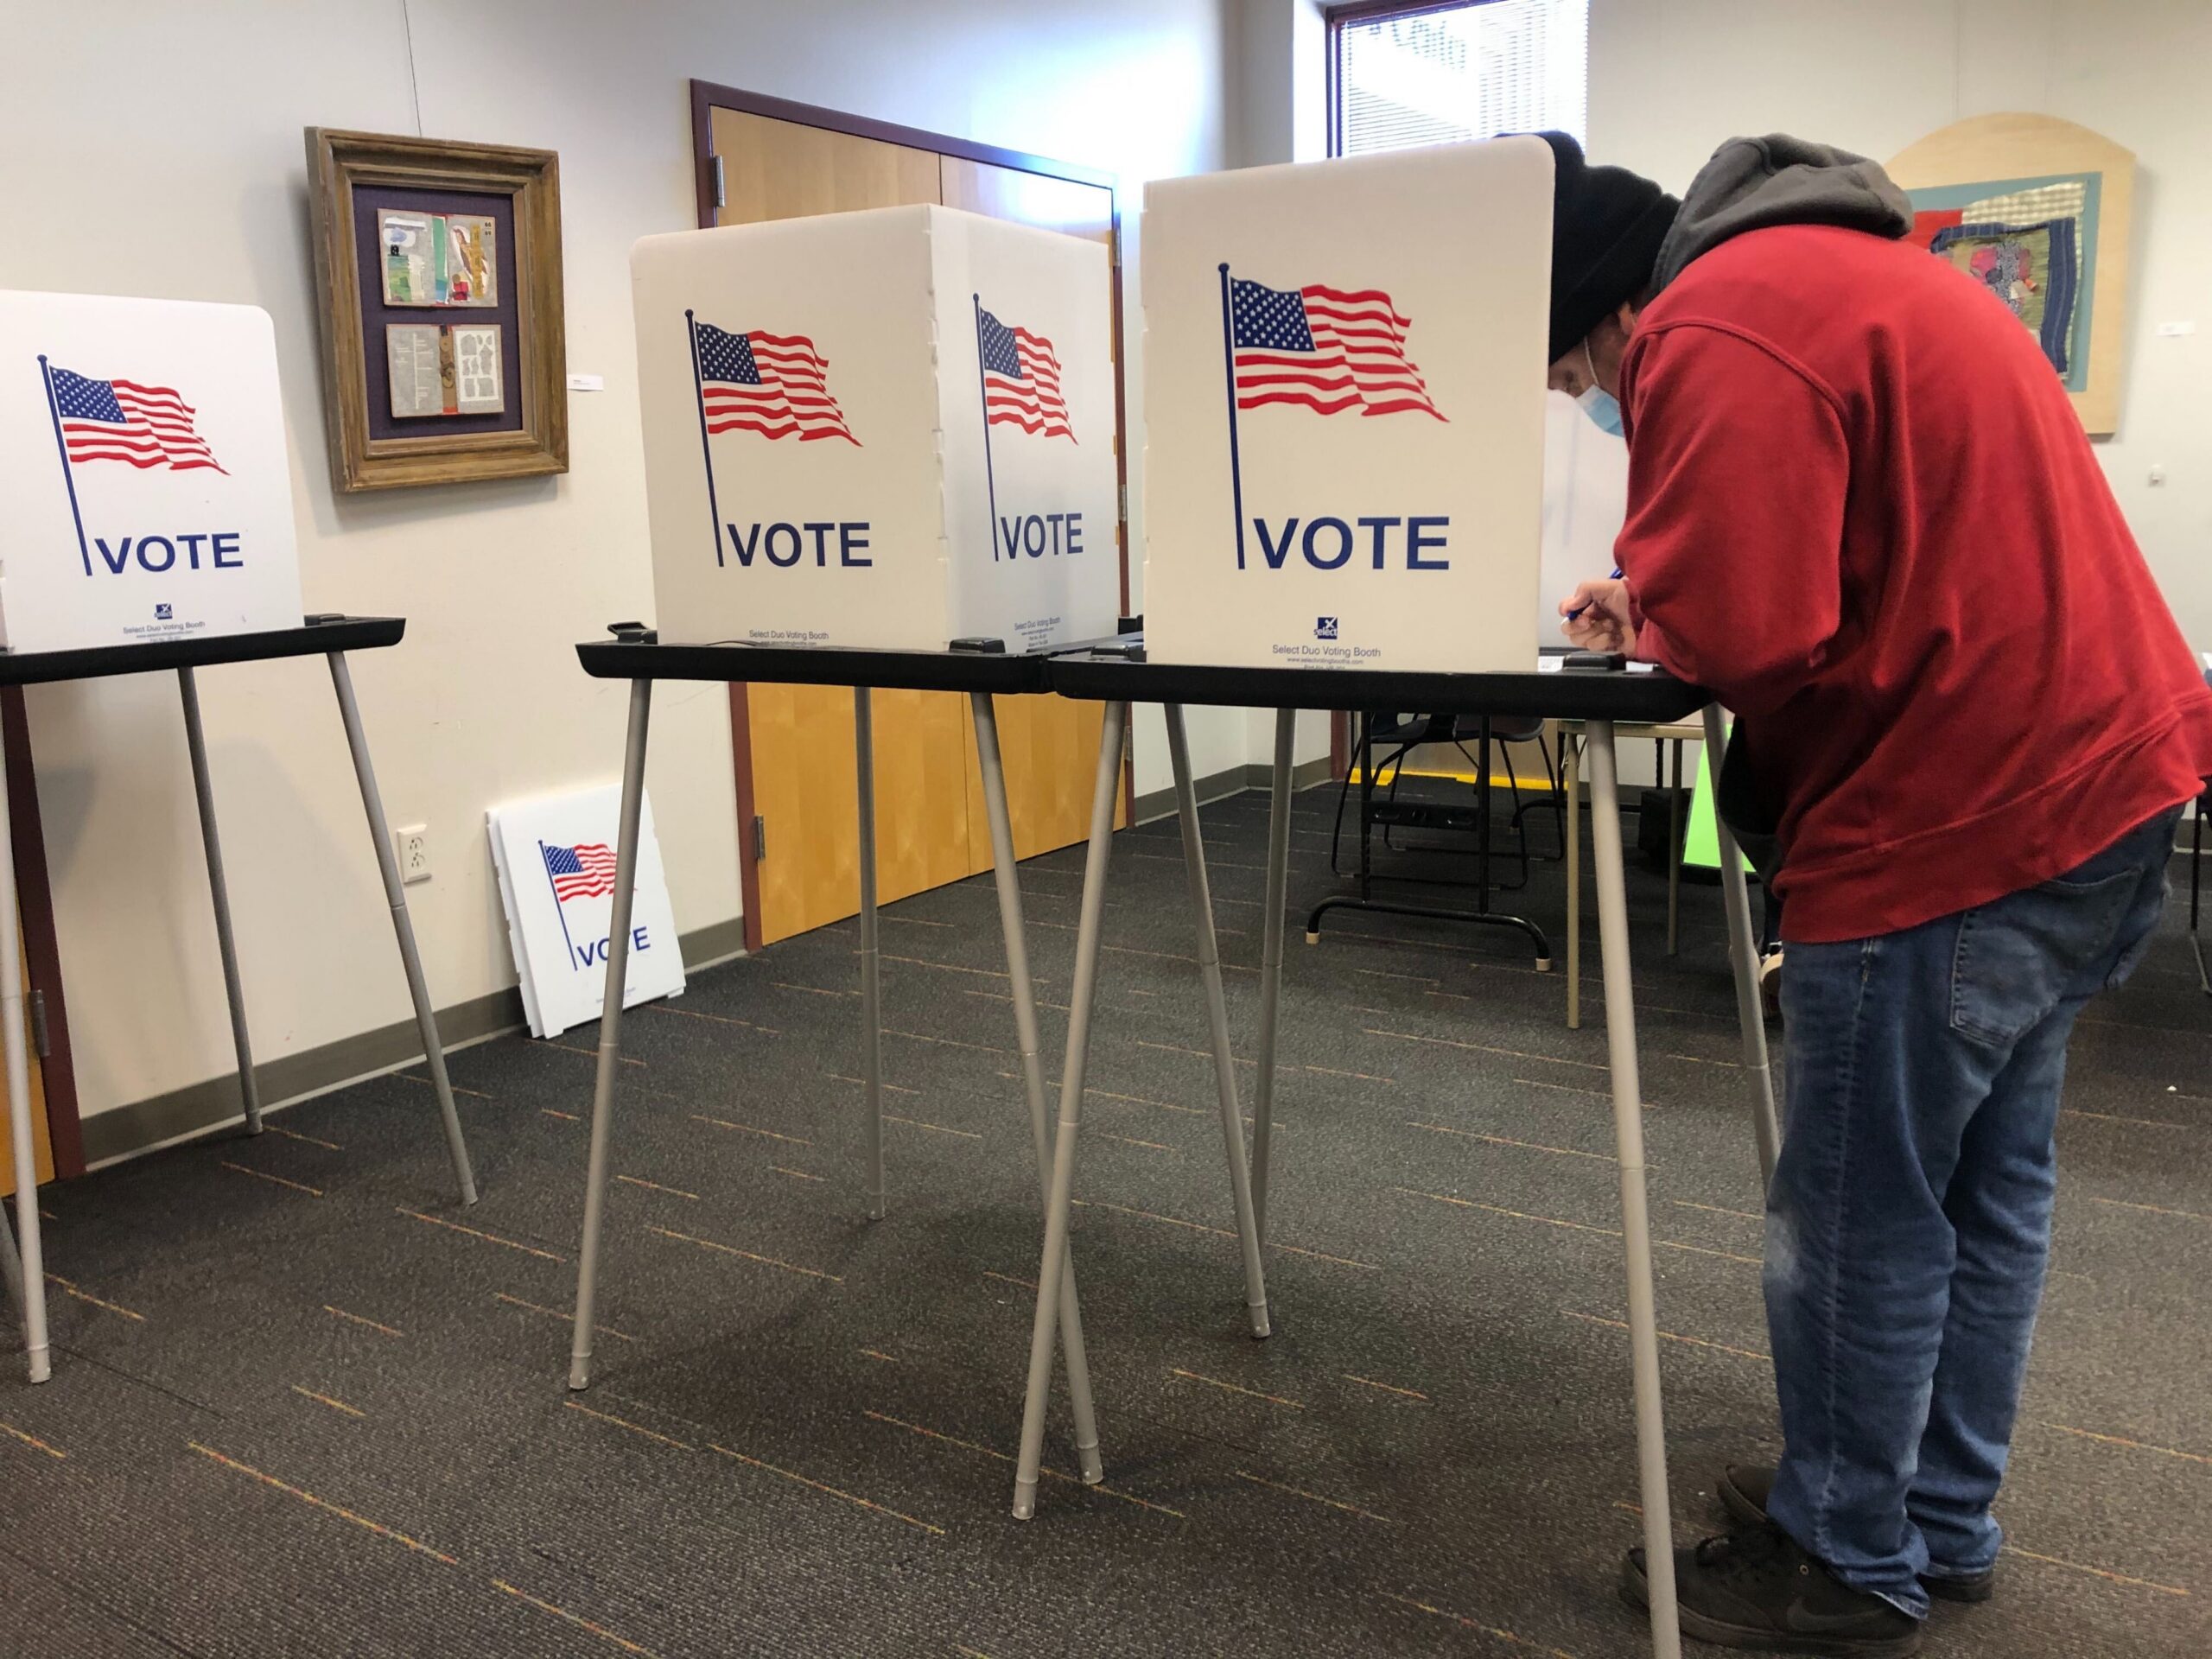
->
<box><xmin>1758</xmin><ymin>948</ymin><xmax>1784</xmax><ymax>1021</ymax></box>
<box><xmin>1624</xmin><ymin>1522</ymin><xmax>1923</xmax><ymax>1656</ymax></box>
<box><xmin>1719</xmin><ymin>1464</ymin><xmax>1997</xmax><ymax>1604</ymax></box>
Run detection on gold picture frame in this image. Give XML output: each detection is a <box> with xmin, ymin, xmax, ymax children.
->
<box><xmin>305</xmin><ymin>127</ymin><xmax>568</xmax><ymax>491</ymax></box>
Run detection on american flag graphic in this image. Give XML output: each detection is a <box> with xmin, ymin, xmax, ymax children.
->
<box><xmin>694</xmin><ymin>321</ymin><xmax>857</xmax><ymax>444</ymax></box>
<box><xmin>50</xmin><ymin>366</ymin><xmax>226</xmax><ymax>471</ymax></box>
<box><xmin>1228</xmin><ymin>277</ymin><xmax>1446</xmax><ymax>421</ymax></box>
<box><xmin>977</xmin><ymin>308</ymin><xmax>1073</xmax><ymax>441</ymax></box>
<box><xmin>543</xmin><ymin>842</ymin><xmax>619</xmax><ymax>903</ymax></box>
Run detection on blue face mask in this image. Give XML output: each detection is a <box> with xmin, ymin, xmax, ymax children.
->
<box><xmin>1574</xmin><ymin>340</ymin><xmax>1624</xmax><ymax>435</ymax></box>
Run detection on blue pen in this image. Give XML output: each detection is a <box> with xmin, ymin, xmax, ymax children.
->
<box><xmin>1566</xmin><ymin>567</ymin><xmax>1624</xmax><ymax>625</ymax></box>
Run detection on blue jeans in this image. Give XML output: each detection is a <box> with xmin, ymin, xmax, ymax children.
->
<box><xmin>1764</xmin><ymin>806</ymin><xmax>2181</xmax><ymax>1618</ymax></box>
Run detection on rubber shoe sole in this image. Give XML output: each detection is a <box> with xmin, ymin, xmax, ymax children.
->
<box><xmin>1623</xmin><ymin>1548</ymin><xmax>1923</xmax><ymax>1656</ymax></box>
<box><xmin>1717</xmin><ymin>1465</ymin><xmax>1997</xmax><ymax>1605</ymax></box>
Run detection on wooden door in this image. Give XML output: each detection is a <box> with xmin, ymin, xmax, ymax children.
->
<box><xmin>702</xmin><ymin>97</ymin><xmax>1130</xmax><ymax>946</ymax></box>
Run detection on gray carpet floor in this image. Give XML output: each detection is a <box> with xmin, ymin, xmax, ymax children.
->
<box><xmin>3</xmin><ymin>783</ymin><xmax>2209</xmax><ymax>1658</ymax></box>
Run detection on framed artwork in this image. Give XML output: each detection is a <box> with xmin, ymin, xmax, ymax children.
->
<box><xmin>1888</xmin><ymin>113</ymin><xmax>2135</xmax><ymax>437</ymax></box>
<box><xmin>305</xmin><ymin>128</ymin><xmax>568</xmax><ymax>491</ymax></box>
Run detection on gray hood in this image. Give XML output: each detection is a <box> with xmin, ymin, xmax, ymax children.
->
<box><xmin>1652</xmin><ymin>134</ymin><xmax>1913</xmax><ymax>294</ymax></box>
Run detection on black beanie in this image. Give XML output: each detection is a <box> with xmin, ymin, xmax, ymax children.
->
<box><xmin>1534</xmin><ymin>131</ymin><xmax>1680</xmax><ymax>365</ymax></box>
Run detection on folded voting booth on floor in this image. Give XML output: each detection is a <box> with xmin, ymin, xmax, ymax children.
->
<box><xmin>565</xmin><ymin>207</ymin><xmax>1129</xmax><ymax>1458</ymax></box>
<box><xmin>0</xmin><ymin>289</ymin><xmax>477</xmax><ymax>1385</ymax></box>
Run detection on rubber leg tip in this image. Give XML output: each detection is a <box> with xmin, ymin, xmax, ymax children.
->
<box><xmin>1535</xmin><ymin>957</ymin><xmax>1554</xmax><ymax>973</ymax></box>
<box><xmin>1012</xmin><ymin>1485</ymin><xmax>1038</xmax><ymax>1522</ymax></box>
<box><xmin>1078</xmin><ymin>1458</ymin><xmax>1105</xmax><ymax>1487</ymax></box>
<box><xmin>1304</xmin><ymin>931</ymin><xmax>1319</xmax><ymax>945</ymax></box>
<box><xmin>566</xmin><ymin>1365</ymin><xmax>592</xmax><ymax>1392</ymax></box>
<box><xmin>29</xmin><ymin>1356</ymin><xmax>52</xmax><ymax>1385</ymax></box>
<box><xmin>1249</xmin><ymin>1313</ymin><xmax>1273</xmax><ymax>1340</ymax></box>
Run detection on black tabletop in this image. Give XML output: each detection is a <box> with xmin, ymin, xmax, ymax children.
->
<box><xmin>1043</xmin><ymin>642</ymin><xmax>1707</xmax><ymax>722</ymax></box>
<box><xmin>0</xmin><ymin>615</ymin><xmax>404</xmax><ymax>687</ymax></box>
<box><xmin>575</xmin><ymin>637</ymin><xmax>1053</xmax><ymax>695</ymax></box>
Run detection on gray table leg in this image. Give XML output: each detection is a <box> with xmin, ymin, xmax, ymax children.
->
<box><xmin>970</xmin><ymin>692</ymin><xmax>1103</xmax><ymax>1485</ymax></box>
<box><xmin>855</xmin><ymin>687</ymin><xmax>885</xmax><ymax>1222</ymax></box>
<box><xmin>0</xmin><ymin>727</ymin><xmax>48</xmax><ymax>1383</ymax></box>
<box><xmin>1665</xmin><ymin>738</ymin><xmax>1682</xmax><ymax>957</ymax></box>
<box><xmin>1251</xmin><ymin>709</ymin><xmax>1294</xmax><ymax>1244</ymax></box>
<box><xmin>1165</xmin><ymin>704</ymin><xmax>1270</xmax><ymax>1340</ymax></box>
<box><xmin>1566</xmin><ymin>736</ymin><xmax>1581</xmax><ymax>1031</ymax></box>
<box><xmin>1586</xmin><ymin>721</ymin><xmax>1681</xmax><ymax>1659</ymax></box>
<box><xmin>178</xmin><ymin>666</ymin><xmax>262</xmax><ymax>1135</ymax></box>
<box><xmin>1700</xmin><ymin>706</ymin><xmax>1781</xmax><ymax>1189</ymax></box>
<box><xmin>1013</xmin><ymin>702</ymin><xmax>1126</xmax><ymax>1518</ymax></box>
<box><xmin>569</xmin><ymin>679</ymin><xmax>652</xmax><ymax>1390</ymax></box>
<box><xmin>329</xmin><ymin>652</ymin><xmax>478</xmax><ymax>1206</ymax></box>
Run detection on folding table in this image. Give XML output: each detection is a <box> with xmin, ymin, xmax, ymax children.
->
<box><xmin>1018</xmin><ymin>641</ymin><xmax>1782</xmax><ymax>1659</ymax></box>
<box><xmin>0</xmin><ymin>615</ymin><xmax>478</xmax><ymax>1384</ymax></box>
<box><xmin>563</xmin><ymin>630</ymin><xmax>1269</xmax><ymax>1488</ymax></box>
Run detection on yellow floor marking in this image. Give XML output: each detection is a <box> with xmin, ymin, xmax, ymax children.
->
<box><xmin>1089</xmin><ymin>1130</ymin><xmax>1175</xmax><ymax>1152</ymax></box>
<box><xmin>290</xmin><ymin>1385</ymin><xmax>365</xmax><ymax>1418</ymax></box>
<box><xmin>881</xmin><ymin>954</ymin><xmax>1006</xmax><ymax>980</ymax></box>
<box><xmin>1343</xmin><ymin>1374</ymin><xmax>1429</xmax><ymax>1402</ymax></box>
<box><xmin>859</xmin><ymin>1349</ymin><xmax>898</xmax><ymax>1363</ymax></box>
<box><xmin>1377</xmin><ymin>1591</ymin><xmax>1580</xmax><ymax>1656</ymax></box>
<box><xmin>2002</xmin><ymin>1545</ymin><xmax>2190</xmax><ymax>1596</ymax></box>
<box><xmin>1135</xmin><ymin>1039</ymin><xmax>1255</xmax><ymax>1065</ymax></box>
<box><xmin>885</xmin><ymin>1114</ymin><xmax>983</xmax><ymax>1141</ymax></box>
<box><xmin>188</xmin><ymin>1442</ymin><xmax>457</xmax><ymax>1564</ymax></box>
<box><xmin>1563</xmin><ymin>1311</ymin><xmax>1770</xmax><ymax>1363</ymax></box>
<box><xmin>1363</xmin><ymin>1028</ymin><xmax>1606</xmax><ymax>1071</ymax></box>
<box><xmin>642</xmin><ymin>1003</ymin><xmax>781</xmax><ymax>1034</ymax></box>
<box><xmin>647</xmin><ymin>1225</ymin><xmax>842</xmax><ymax>1283</ymax></box>
<box><xmin>982</xmin><ymin>1270</ymin><xmax>1036</xmax><ymax>1291</ymax></box>
<box><xmin>772</xmin><ymin>981</ymin><xmax>849</xmax><ymax>998</ymax></box>
<box><xmin>708</xmin><ymin>1443</ymin><xmax>943</xmax><ymax>1535</ymax></box>
<box><xmin>2089</xmin><ymin>1196</ymin><xmax>2212</xmax><ymax>1223</ymax></box>
<box><xmin>1395</xmin><ymin>1189</ymin><xmax>1621</xmax><ymax>1239</ymax></box>
<box><xmin>493</xmin><ymin>1293</ymin><xmax>634</xmax><ymax>1343</ymax></box>
<box><xmin>266</xmin><ymin>1125</ymin><xmax>343</xmax><ymax>1150</ymax></box>
<box><xmin>325</xmin><ymin>1303</ymin><xmax>401</xmax><ymax>1337</ymax></box>
<box><xmin>1656</xmin><ymin>1239</ymin><xmax>1763</xmax><ymax>1267</ymax></box>
<box><xmin>885</xmin><ymin>1027</ymin><xmax>1012</xmax><ymax>1056</ymax></box>
<box><xmin>829</xmin><ymin>1074</ymin><xmax>922</xmax><ymax>1096</ymax></box>
<box><xmin>393</xmin><ymin>1072</ymin><xmax>494</xmax><ymax>1098</ymax></box>
<box><xmin>546</xmin><ymin>1039</ymin><xmax>646</xmax><ymax>1067</ymax></box>
<box><xmin>615</xmin><ymin>1174</ymin><xmax>699</xmax><ymax>1200</ymax></box>
<box><xmin>1170</xmin><ymin>1367</ymin><xmax>1303</xmax><ymax>1410</ymax></box>
<box><xmin>0</xmin><ymin>1420</ymin><xmax>65</xmax><ymax>1459</ymax></box>
<box><xmin>542</xmin><ymin>1109</ymin><xmax>581</xmax><ymax>1122</ymax></box>
<box><xmin>1673</xmin><ymin>1199</ymin><xmax>1762</xmax><ymax>1223</ymax></box>
<box><xmin>1234</xmin><ymin>1469</ymin><xmax>1397</xmax><ymax>1524</ymax></box>
<box><xmin>1305</xmin><ymin>1063</ymin><xmax>1395</xmax><ymax>1083</ymax></box>
<box><xmin>46</xmin><ymin>1274</ymin><xmax>145</xmax><ymax>1322</ymax></box>
<box><xmin>1073</xmin><ymin>1198</ymin><xmax>1377</xmax><ymax>1268</ymax></box>
<box><xmin>1512</xmin><ymin>1076</ymin><xmax>1654</xmax><ymax>1106</ymax></box>
<box><xmin>2037</xmin><ymin>1421</ymin><xmax>2212</xmax><ymax>1467</ymax></box>
<box><xmin>2063</xmin><ymin>1109</ymin><xmax>2194</xmax><ymax>1131</ymax></box>
<box><xmin>861</xmin><ymin>1411</ymin><xmax>1182</xmax><ymax>1516</ymax></box>
<box><xmin>221</xmin><ymin>1161</ymin><xmax>324</xmax><ymax>1198</ymax></box>
<box><xmin>397</xmin><ymin>1208</ymin><xmax>564</xmax><ymax>1262</ymax></box>
<box><xmin>883</xmin><ymin>914</ymin><xmax>956</xmax><ymax>928</ymax></box>
<box><xmin>1082</xmin><ymin>1087</ymin><xmax>1206</xmax><ymax>1116</ymax></box>
<box><xmin>771</xmin><ymin>1166</ymin><xmax>826</xmax><ymax>1183</ymax></box>
<box><xmin>1408</xmin><ymin>1122</ymin><xmax>1615</xmax><ymax>1162</ymax></box>
<box><xmin>1659</xmin><ymin>1051</ymin><xmax>1742</xmax><ymax>1069</ymax></box>
<box><xmin>691</xmin><ymin>1115</ymin><xmax>813</xmax><ymax>1146</ymax></box>
<box><xmin>563</xmin><ymin>1401</ymin><xmax>693</xmax><ymax>1451</ymax></box>
<box><xmin>492</xmin><ymin>1580</ymin><xmax>658</xmax><ymax>1656</ymax></box>
<box><xmin>1354</xmin><ymin>967</ymin><xmax>1441</xmax><ymax>986</ymax></box>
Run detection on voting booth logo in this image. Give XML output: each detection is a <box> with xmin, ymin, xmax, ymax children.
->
<box><xmin>537</xmin><ymin>840</ymin><xmax>645</xmax><ymax>976</ymax></box>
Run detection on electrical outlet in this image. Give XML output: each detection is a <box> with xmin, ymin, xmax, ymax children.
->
<box><xmin>396</xmin><ymin>824</ymin><xmax>431</xmax><ymax>884</ymax></box>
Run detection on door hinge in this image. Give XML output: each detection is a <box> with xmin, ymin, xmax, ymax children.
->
<box><xmin>752</xmin><ymin>814</ymin><xmax>766</xmax><ymax>861</ymax></box>
<box><xmin>1117</xmin><ymin>484</ymin><xmax>1128</xmax><ymax>521</ymax></box>
<box><xmin>711</xmin><ymin>154</ymin><xmax>726</xmax><ymax>211</ymax></box>
<box><xmin>27</xmin><ymin>988</ymin><xmax>49</xmax><ymax>1059</ymax></box>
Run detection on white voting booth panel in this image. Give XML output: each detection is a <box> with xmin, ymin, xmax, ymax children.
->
<box><xmin>632</xmin><ymin>205</ymin><xmax>1119</xmax><ymax>652</ymax></box>
<box><xmin>489</xmin><ymin>786</ymin><xmax>684</xmax><ymax>1039</ymax></box>
<box><xmin>1141</xmin><ymin>139</ymin><xmax>1553</xmax><ymax>672</ymax></box>
<box><xmin>1540</xmin><ymin>388</ymin><xmax>1630</xmax><ymax>644</ymax></box>
<box><xmin>0</xmin><ymin>289</ymin><xmax>304</xmax><ymax>653</ymax></box>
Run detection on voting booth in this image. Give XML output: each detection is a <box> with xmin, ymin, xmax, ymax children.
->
<box><xmin>1141</xmin><ymin>138</ymin><xmax>1553</xmax><ymax>672</ymax></box>
<box><xmin>632</xmin><ymin>205</ymin><xmax>1119</xmax><ymax>653</ymax></box>
<box><xmin>0</xmin><ymin>289</ymin><xmax>304</xmax><ymax>653</ymax></box>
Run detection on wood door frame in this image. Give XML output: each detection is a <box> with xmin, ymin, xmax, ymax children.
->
<box><xmin>1</xmin><ymin>690</ymin><xmax>83</xmax><ymax>1179</ymax></box>
<box><xmin>690</xmin><ymin>79</ymin><xmax>1136</xmax><ymax>951</ymax></box>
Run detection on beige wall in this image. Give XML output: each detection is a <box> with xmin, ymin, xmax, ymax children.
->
<box><xmin>0</xmin><ymin>0</ymin><xmax>1232</xmax><ymax>1126</ymax></box>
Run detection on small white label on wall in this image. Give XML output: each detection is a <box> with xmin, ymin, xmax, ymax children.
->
<box><xmin>567</xmin><ymin>372</ymin><xmax>606</xmax><ymax>391</ymax></box>
<box><xmin>2155</xmin><ymin>321</ymin><xmax>2196</xmax><ymax>337</ymax></box>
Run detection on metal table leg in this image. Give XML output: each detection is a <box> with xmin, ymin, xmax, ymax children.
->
<box><xmin>1166</xmin><ymin>705</ymin><xmax>1270</xmax><ymax>1340</ymax></box>
<box><xmin>0</xmin><ymin>728</ymin><xmax>48</xmax><ymax>1383</ymax></box>
<box><xmin>1013</xmin><ymin>702</ymin><xmax>1127</xmax><ymax>1517</ymax></box>
<box><xmin>1251</xmin><ymin>709</ymin><xmax>1294</xmax><ymax>1243</ymax></box>
<box><xmin>1586</xmin><ymin>721</ymin><xmax>1681</xmax><ymax>1659</ymax></box>
<box><xmin>1566</xmin><ymin>735</ymin><xmax>1581</xmax><ymax>1031</ymax></box>
<box><xmin>969</xmin><ymin>692</ymin><xmax>1103</xmax><ymax>1485</ymax></box>
<box><xmin>1665</xmin><ymin>738</ymin><xmax>1682</xmax><ymax>957</ymax></box>
<box><xmin>569</xmin><ymin>679</ymin><xmax>652</xmax><ymax>1391</ymax></box>
<box><xmin>855</xmin><ymin>688</ymin><xmax>885</xmax><ymax>1222</ymax></box>
<box><xmin>329</xmin><ymin>652</ymin><xmax>478</xmax><ymax>1206</ymax></box>
<box><xmin>1700</xmin><ymin>707</ymin><xmax>1781</xmax><ymax>1188</ymax></box>
<box><xmin>179</xmin><ymin>666</ymin><xmax>262</xmax><ymax>1135</ymax></box>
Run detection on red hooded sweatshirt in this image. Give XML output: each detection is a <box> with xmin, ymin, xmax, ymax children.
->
<box><xmin>1618</xmin><ymin>138</ymin><xmax>2212</xmax><ymax>944</ymax></box>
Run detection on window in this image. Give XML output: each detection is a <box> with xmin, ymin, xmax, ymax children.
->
<box><xmin>1329</xmin><ymin>0</ymin><xmax>1588</xmax><ymax>158</ymax></box>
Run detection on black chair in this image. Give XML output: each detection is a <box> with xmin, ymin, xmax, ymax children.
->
<box><xmin>1331</xmin><ymin>712</ymin><xmax>1563</xmax><ymax>887</ymax></box>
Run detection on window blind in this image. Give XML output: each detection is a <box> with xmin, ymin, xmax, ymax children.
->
<box><xmin>1335</xmin><ymin>1</ymin><xmax>1588</xmax><ymax>156</ymax></box>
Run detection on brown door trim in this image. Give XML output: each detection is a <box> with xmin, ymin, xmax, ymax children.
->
<box><xmin>2</xmin><ymin>689</ymin><xmax>83</xmax><ymax>1179</ymax></box>
<box><xmin>691</xmin><ymin>79</ymin><xmax>1135</xmax><ymax>931</ymax></box>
